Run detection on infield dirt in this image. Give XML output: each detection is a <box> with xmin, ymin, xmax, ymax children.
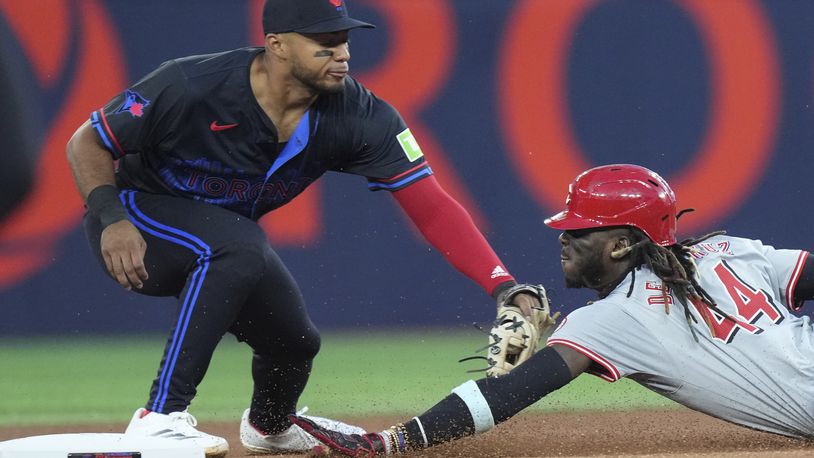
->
<box><xmin>2</xmin><ymin>408</ymin><xmax>811</xmax><ymax>457</ymax></box>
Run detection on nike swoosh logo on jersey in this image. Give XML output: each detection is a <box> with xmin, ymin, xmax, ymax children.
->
<box><xmin>210</xmin><ymin>121</ymin><xmax>239</xmax><ymax>131</ymax></box>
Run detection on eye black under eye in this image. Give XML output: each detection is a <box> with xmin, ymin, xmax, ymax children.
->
<box><xmin>319</xmin><ymin>40</ymin><xmax>348</xmax><ymax>48</ymax></box>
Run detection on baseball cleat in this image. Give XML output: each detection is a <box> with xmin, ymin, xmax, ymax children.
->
<box><xmin>124</xmin><ymin>407</ymin><xmax>229</xmax><ymax>457</ymax></box>
<box><xmin>291</xmin><ymin>415</ymin><xmax>389</xmax><ymax>458</ymax></box>
<box><xmin>240</xmin><ymin>407</ymin><xmax>365</xmax><ymax>454</ymax></box>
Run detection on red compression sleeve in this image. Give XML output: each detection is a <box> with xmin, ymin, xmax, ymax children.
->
<box><xmin>392</xmin><ymin>176</ymin><xmax>516</xmax><ymax>297</ymax></box>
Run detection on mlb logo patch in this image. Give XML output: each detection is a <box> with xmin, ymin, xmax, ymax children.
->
<box><xmin>397</xmin><ymin>128</ymin><xmax>424</xmax><ymax>162</ymax></box>
<box><xmin>328</xmin><ymin>0</ymin><xmax>343</xmax><ymax>11</ymax></box>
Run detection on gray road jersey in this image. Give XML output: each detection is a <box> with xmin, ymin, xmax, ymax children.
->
<box><xmin>549</xmin><ymin>235</ymin><xmax>812</xmax><ymax>439</ymax></box>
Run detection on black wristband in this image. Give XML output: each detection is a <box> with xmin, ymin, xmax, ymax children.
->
<box><xmin>490</xmin><ymin>280</ymin><xmax>517</xmax><ymax>301</ymax></box>
<box><xmin>86</xmin><ymin>184</ymin><xmax>128</xmax><ymax>228</ymax></box>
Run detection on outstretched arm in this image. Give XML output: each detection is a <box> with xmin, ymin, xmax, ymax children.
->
<box><xmin>293</xmin><ymin>345</ymin><xmax>590</xmax><ymax>456</ymax></box>
<box><xmin>391</xmin><ymin>176</ymin><xmax>516</xmax><ymax>299</ymax></box>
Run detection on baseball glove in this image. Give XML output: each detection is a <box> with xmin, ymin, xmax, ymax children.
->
<box><xmin>485</xmin><ymin>284</ymin><xmax>559</xmax><ymax>377</ymax></box>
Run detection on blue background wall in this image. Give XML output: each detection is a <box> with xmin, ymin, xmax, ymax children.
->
<box><xmin>0</xmin><ymin>0</ymin><xmax>812</xmax><ymax>335</ymax></box>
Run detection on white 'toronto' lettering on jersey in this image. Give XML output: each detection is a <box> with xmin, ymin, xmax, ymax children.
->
<box><xmin>548</xmin><ymin>235</ymin><xmax>813</xmax><ymax>439</ymax></box>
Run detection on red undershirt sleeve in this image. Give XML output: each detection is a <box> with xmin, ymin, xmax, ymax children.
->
<box><xmin>392</xmin><ymin>175</ymin><xmax>516</xmax><ymax>298</ymax></box>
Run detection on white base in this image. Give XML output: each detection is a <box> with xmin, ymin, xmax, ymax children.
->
<box><xmin>0</xmin><ymin>433</ymin><xmax>204</xmax><ymax>458</ymax></box>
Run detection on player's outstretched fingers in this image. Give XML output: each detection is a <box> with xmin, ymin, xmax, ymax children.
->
<box><xmin>132</xmin><ymin>250</ymin><xmax>149</xmax><ymax>282</ymax></box>
<box><xmin>99</xmin><ymin>220</ymin><xmax>148</xmax><ymax>290</ymax></box>
<box><xmin>510</xmin><ymin>292</ymin><xmax>541</xmax><ymax>318</ymax></box>
<box><xmin>121</xmin><ymin>255</ymin><xmax>144</xmax><ymax>290</ymax></box>
<box><xmin>108</xmin><ymin>254</ymin><xmax>132</xmax><ymax>290</ymax></box>
<box><xmin>102</xmin><ymin>253</ymin><xmax>115</xmax><ymax>281</ymax></box>
<box><xmin>127</xmin><ymin>244</ymin><xmax>148</xmax><ymax>289</ymax></box>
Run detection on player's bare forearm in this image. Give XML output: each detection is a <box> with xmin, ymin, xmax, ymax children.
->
<box><xmin>66</xmin><ymin>120</ymin><xmax>148</xmax><ymax>290</ymax></box>
<box><xmin>507</xmin><ymin>292</ymin><xmax>541</xmax><ymax>317</ymax></box>
<box><xmin>66</xmin><ymin>120</ymin><xmax>117</xmax><ymax>200</ymax></box>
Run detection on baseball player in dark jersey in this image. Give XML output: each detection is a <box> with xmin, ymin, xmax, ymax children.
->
<box><xmin>66</xmin><ymin>0</ymin><xmax>541</xmax><ymax>456</ymax></box>
<box><xmin>291</xmin><ymin>164</ymin><xmax>814</xmax><ymax>456</ymax></box>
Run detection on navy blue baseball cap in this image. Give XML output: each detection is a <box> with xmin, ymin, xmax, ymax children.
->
<box><xmin>263</xmin><ymin>0</ymin><xmax>375</xmax><ymax>34</ymax></box>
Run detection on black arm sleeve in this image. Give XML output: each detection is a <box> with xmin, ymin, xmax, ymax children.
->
<box><xmin>476</xmin><ymin>346</ymin><xmax>573</xmax><ymax>423</ymax></box>
<box><xmin>794</xmin><ymin>254</ymin><xmax>814</xmax><ymax>304</ymax></box>
<box><xmin>415</xmin><ymin>347</ymin><xmax>572</xmax><ymax>446</ymax></box>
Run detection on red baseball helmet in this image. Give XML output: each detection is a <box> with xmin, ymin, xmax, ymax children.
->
<box><xmin>544</xmin><ymin>164</ymin><xmax>678</xmax><ymax>246</ymax></box>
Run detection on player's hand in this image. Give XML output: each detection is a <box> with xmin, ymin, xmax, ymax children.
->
<box><xmin>100</xmin><ymin>220</ymin><xmax>148</xmax><ymax>290</ymax></box>
<box><xmin>486</xmin><ymin>284</ymin><xmax>560</xmax><ymax>377</ymax></box>
<box><xmin>507</xmin><ymin>291</ymin><xmax>542</xmax><ymax>320</ymax></box>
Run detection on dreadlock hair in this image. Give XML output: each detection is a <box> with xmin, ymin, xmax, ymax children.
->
<box><xmin>619</xmin><ymin>227</ymin><xmax>732</xmax><ymax>341</ymax></box>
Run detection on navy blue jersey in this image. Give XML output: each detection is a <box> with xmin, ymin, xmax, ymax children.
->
<box><xmin>91</xmin><ymin>47</ymin><xmax>432</xmax><ymax>219</ymax></box>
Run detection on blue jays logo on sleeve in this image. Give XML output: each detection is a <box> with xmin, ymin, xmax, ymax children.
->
<box><xmin>114</xmin><ymin>89</ymin><xmax>151</xmax><ymax>117</ymax></box>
